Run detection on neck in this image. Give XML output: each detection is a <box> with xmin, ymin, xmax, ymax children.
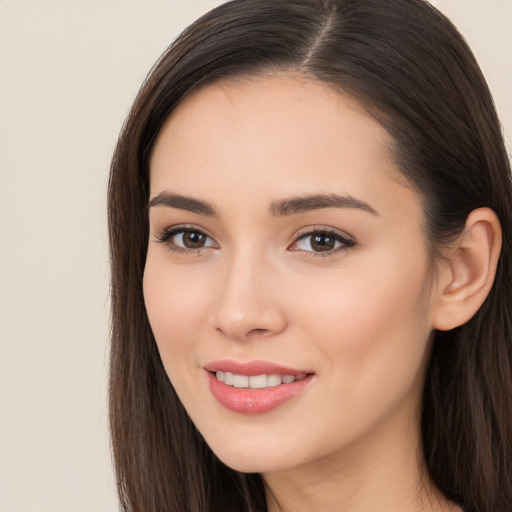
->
<box><xmin>262</xmin><ymin>400</ymin><xmax>459</xmax><ymax>512</ymax></box>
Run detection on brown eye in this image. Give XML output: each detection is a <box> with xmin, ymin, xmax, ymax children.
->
<box><xmin>310</xmin><ymin>233</ymin><xmax>337</xmax><ymax>252</ymax></box>
<box><xmin>181</xmin><ymin>231</ymin><xmax>208</xmax><ymax>249</ymax></box>
<box><xmin>156</xmin><ymin>227</ymin><xmax>217</xmax><ymax>252</ymax></box>
<box><xmin>291</xmin><ymin>229</ymin><xmax>356</xmax><ymax>254</ymax></box>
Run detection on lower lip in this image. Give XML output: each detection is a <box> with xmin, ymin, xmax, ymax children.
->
<box><xmin>207</xmin><ymin>372</ymin><xmax>314</xmax><ymax>414</ymax></box>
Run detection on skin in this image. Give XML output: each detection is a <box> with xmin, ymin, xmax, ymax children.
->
<box><xmin>144</xmin><ymin>74</ymin><xmax>465</xmax><ymax>511</ymax></box>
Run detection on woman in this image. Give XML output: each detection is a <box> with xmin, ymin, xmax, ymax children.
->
<box><xmin>108</xmin><ymin>0</ymin><xmax>512</xmax><ymax>510</ymax></box>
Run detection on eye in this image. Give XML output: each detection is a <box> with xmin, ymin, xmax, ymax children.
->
<box><xmin>289</xmin><ymin>229</ymin><xmax>356</xmax><ymax>255</ymax></box>
<box><xmin>155</xmin><ymin>226</ymin><xmax>217</xmax><ymax>252</ymax></box>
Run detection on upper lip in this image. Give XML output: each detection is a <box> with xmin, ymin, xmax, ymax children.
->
<box><xmin>204</xmin><ymin>359</ymin><xmax>313</xmax><ymax>377</ymax></box>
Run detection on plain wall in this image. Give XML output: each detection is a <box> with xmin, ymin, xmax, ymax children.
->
<box><xmin>0</xmin><ymin>1</ymin><xmax>510</xmax><ymax>511</ymax></box>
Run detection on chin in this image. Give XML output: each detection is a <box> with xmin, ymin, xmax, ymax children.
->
<box><xmin>214</xmin><ymin>450</ymin><xmax>292</xmax><ymax>474</ymax></box>
<box><xmin>201</xmin><ymin>431</ymin><xmax>302</xmax><ymax>474</ymax></box>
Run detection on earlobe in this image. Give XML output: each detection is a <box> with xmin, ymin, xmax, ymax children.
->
<box><xmin>432</xmin><ymin>208</ymin><xmax>502</xmax><ymax>331</ymax></box>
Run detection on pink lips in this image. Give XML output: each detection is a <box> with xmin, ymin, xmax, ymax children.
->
<box><xmin>204</xmin><ymin>360</ymin><xmax>314</xmax><ymax>414</ymax></box>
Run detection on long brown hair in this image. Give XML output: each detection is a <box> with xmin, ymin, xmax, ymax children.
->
<box><xmin>108</xmin><ymin>1</ymin><xmax>512</xmax><ymax>510</ymax></box>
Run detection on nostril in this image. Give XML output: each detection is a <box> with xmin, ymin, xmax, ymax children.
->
<box><xmin>215</xmin><ymin>326</ymin><xmax>272</xmax><ymax>341</ymax></box>
<box><xmin>247</xmin><ymin>328</ymin><xmax>270</xmax><ymax>336</ymax></box>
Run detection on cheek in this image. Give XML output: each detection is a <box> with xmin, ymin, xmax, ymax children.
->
<box><xmin>292</xmin><ymin>251</ymin><xmax>434</xmax><ymax>385</ymax></box>
<box><xmin>142</xmin><ymin>252</ymin><xmax>212</xmax><ymax>369</ymax></box>
<box><xmin>277</xmin><ymin>258</ymin><xmax>434</xmax><ymax>457</ymax></box>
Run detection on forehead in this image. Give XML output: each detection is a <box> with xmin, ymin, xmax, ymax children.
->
<box><xmin>149</xmin><ymin>74</ymin><xmax>417</xmax><ymax>219</ymax></box>
<box><xmin>152</xmin><ymin>74</ymin><xmax>395</xmax><ymax>163</ymax></box>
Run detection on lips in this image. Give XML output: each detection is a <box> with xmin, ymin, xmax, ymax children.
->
<box><xmin>204</xmin><ymin>359</ymin><xmax>311</xmax><ymax>377</ymax></box>
<box><xmin>204</xmin><ymin>360</ymin><xmax>315</xmax><ymax>414</ymax></box>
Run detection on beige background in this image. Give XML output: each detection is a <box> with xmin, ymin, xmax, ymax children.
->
<box><xmin>0</xmin><ymin>1</ymin><xmax>510</xmax><ymax>511</ymax></box>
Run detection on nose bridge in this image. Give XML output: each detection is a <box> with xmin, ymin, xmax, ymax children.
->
<box><xmin>214</xmin><ymin>243</ymin><xmax>286</xmax><ymax>340</ymax></box>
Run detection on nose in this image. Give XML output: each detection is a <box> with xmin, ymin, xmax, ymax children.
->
<box><xmin>213</xmin><ymin>250</ymin><xmax>288</xmax><ymax>341</ymax></box>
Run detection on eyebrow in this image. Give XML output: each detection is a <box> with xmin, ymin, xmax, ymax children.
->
<box><xmin>148</xmin><ymin>192</ymin><xmax>217</xmax><ymax>216</ymax></box>
<box><xmin>148</xmin><ymin>191</ymin><xmax>378</xmax><ymax>217</ymax></box>
<box><xmin>270</xmin><ymin>193</ymin><xmax>378</xmax><ymax>217</ymax></box>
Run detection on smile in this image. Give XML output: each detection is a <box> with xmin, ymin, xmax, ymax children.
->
<box><xmin>205</xmin><ymin>360</ymin><xmax>315</xmax><ymax>414</ymax></box>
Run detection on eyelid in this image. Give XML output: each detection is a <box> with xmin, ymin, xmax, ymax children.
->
<box><xmin>288</xmin><ymin>225</ymin><xmax>357</xmax><ymax>255</ymax></box>
<box><xmin>154</xmin><ymin>224</ymin><xmax>219</xmax><ymax>252</ymax></box>
<box><xmin>153</xmin><ymin>223</ymin><xmax>356</xmax><ymax>256</ymax></box>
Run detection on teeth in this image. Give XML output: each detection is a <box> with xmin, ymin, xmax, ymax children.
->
<box><xmin>215</xmin><ymin>371</ymin><xmax>307</xmax><ymax>389</ymax></box>
<box><xmin>267</xmin><ymin>374</ymin><xmax>282</xmax><ymax>386</ymax></box>
<box><xmin>233</xmin><ymin>374</ymin><xmax>249</xmax><ymax>388</ymax></box>
<box><xmin>249</xmin><ymin>374</ymin><xmax>268</xmax><ymax>389</ymax></box>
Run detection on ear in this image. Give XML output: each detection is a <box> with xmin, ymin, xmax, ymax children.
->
<box><xmin>432</xmin><ymin>207</ymin><xmax>502</xmax><ymax>331</ymax></box>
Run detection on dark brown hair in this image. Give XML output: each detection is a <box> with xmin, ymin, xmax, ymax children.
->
<box><xmin>108</xmin><ymin>1</ymin><xmax>512</xmax><ymax>510</ymax></box>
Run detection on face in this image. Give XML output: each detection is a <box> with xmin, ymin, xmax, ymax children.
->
<box><xmin>144</xmin><ymin>75</ymin><xmax>439</xmax><ymax>475</ymax></box>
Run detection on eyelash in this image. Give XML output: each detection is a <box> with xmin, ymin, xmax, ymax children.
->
<box><xmin>155</xmin><ymin>225</ymin><xmax>217</xmax><ymax>255</ymax></box>
<box><xmin>154</xmin><ymin>225</ymin><xmax>356</xmax><ymax>257</ymax></box>
<box><xmin>289</xmin><ymin>227</ymin><xmax>356</xmax><ymax>257</ymax></box>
